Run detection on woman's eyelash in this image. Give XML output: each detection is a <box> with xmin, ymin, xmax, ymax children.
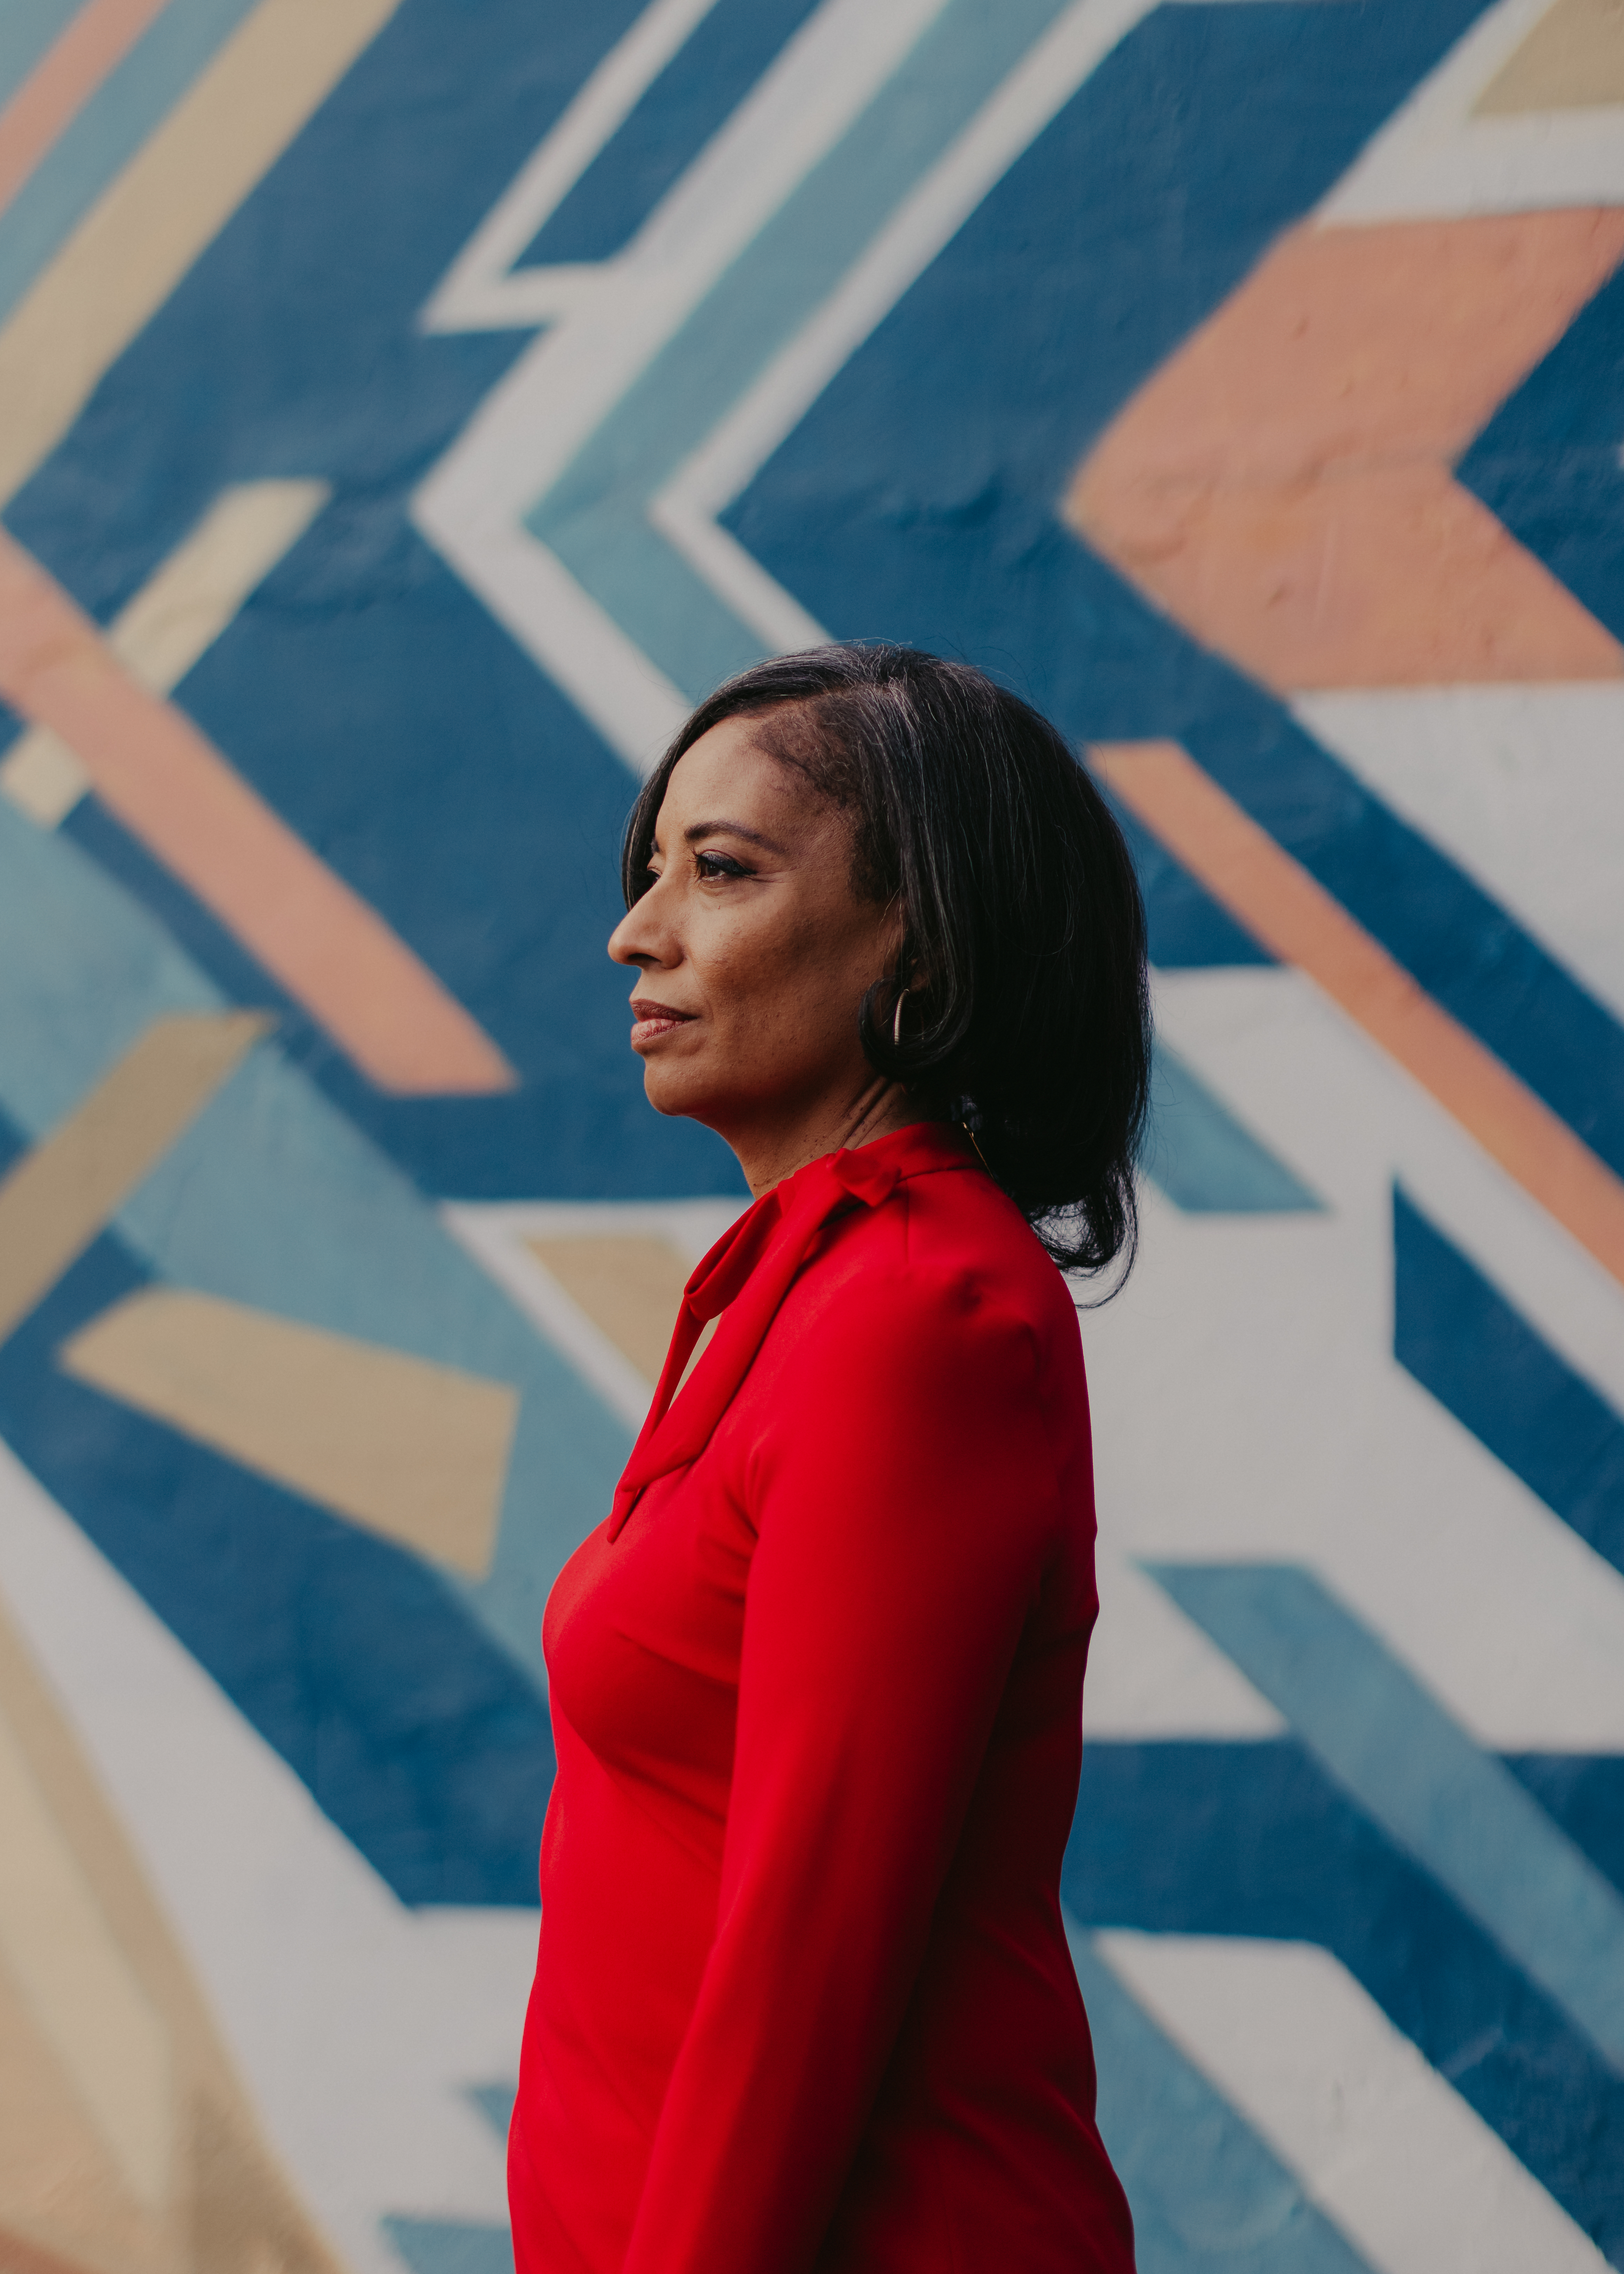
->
<box><xmin>695</xmin><ymin>850</ymin><xmax>750</xmax><ymax>879</ymax></box>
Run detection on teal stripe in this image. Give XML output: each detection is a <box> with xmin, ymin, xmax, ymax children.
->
<box><xmin>380</xmin><ymin>2220</ymin><xmax>511</xmax><ymax>2274</ymax></box>
<box><xmin>0</xmin><ymin>795</ymin><xmax>630</xmax><ymax>1689</ymax></box>
<box><xmin>1149</xmin><ymin>1562</ymin><xmax>1624</xmax><ymax>2076</ymax></box>
<box><xmin>1144</xmin><ymin>1044</ymin><xmax>1323</xmax><ymax>1214</ymax></box>
<box><xmin>0</xmin><ymin>0</ymin><xmax>86</xmax><ymax>114</ymax></box>
<box><xmin>0</xmin><ymin>0</ymin><xmax>262</xmax><ymax>327</ymax></box>
<box><xmin>466</xmin><ymin>2081</ymin><xmax>515</xmax><ymax>2139</ymax></box>
<box><xmin>1067</xmin><ymin>1914</ymin><xmax>1373</xmax><ymax>2273</ymax></box>
<box><xmin>526</xmin><ymin>0</ymin><xmax>1077</xmax><ymax>699</ymax></box>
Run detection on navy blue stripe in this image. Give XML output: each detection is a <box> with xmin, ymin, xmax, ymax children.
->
<box><xmin>1066</xmin><ymin>1738</ymin><xmax>1624</xmax><ymax>2259</ymax></box>
<box><xmin>1459</xmin><ymin>264</ymin><xmax>1624</xmax><ymax>650</ymax></box>
<box><xmin>1393</xmin><ymin>1186</ymin><xmax>1624</xmax><ymax>1578</ymax></box>
<box><xmin>2</xmin><ymin>0</ymin><xmax>653</xmax><ymax>620</ymax></box>
<box><xmin>725</xmin><ymin>0</ymin><xmax>1624</xmax><ymax>1178</ymax></box>
<box><xmin>1505</xmin><ymin>1755</ymin><xmax>1624</xmax><ymax>1898</ymax></box>
<box><xmin>0</xmin><ymin>1197</ymin><xmax>557</xmax><ymax>1907</ymax></box>
<box><xmin>520</xmin><ymin>0</ymin><xmax>825</xmax><ymax>268</ymax></box>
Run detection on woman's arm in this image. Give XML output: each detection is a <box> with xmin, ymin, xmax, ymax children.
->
<box><xmin>621</xmin><ymin>1267</ymin><xmax>1068</xmax><ymax>2274</ymax></box>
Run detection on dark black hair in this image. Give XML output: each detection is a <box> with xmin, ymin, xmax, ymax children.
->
<box><xmin>622</xmin><ymin>644</ymin><xmax>1151</xmax><ymax>1285</ymax></box>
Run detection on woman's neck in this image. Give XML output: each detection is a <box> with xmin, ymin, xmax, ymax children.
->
<box><xmin>731</xmin><ymin>1080</ymin><xmax>928</xmax><ymax>1199</ymax></box>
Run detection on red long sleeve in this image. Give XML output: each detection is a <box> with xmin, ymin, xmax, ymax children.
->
<box><xmin>624</xmin><ymin>1277</ymin><xmax>1054</xmax><ymax>2272</ymax></box>
<box><xmin>511</xmin><ymin>1126</ymin><xmax>1135</xmax><ymax>2274</ymax></box>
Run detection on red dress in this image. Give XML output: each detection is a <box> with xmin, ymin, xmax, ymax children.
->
<box><xmin>509</xmin><ymin>1121</ymin><xmax>1135</xmax><ymax>2273</ymax></box>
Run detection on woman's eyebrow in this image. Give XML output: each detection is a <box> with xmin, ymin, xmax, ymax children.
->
<box><xmin>683</xmin><ymin>819</ymin><xmax>786</xmax><ymax>854</ymax></box>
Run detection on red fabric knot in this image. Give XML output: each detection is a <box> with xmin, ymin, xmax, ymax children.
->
<box><xmin>827</xmin><ymin>1146</ymin><xmax>903</xmax><ymax>1210</ymax></box>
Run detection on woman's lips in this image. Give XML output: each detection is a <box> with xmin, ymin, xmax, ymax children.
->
<box><xmin>629</xmin><ymin>999</ymin><xmax>696</xmax><ymax>1043</ymax></box>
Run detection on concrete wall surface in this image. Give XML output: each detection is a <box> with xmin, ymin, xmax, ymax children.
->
<box><xmin>0</xmin><ymin>1</ymin><xmax>1622</xmax><ymax>2268</ymax></box>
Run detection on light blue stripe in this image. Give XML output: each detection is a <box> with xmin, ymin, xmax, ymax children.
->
<box><xmin>381</xmin><ymin>2219</ymin><xmax>512</xmax><ymax>2274</ymax></box>
<box><xmin>1066</xmin><ymin>1913</ymin><xmax>1373</xmax><ymax>2273</ymax></box>
<box><xmin>0</xmin><ymin>796</ymin><xmax>630</xmax><ymax>1689</ymax></box>
<box><xmin>1144</xmin><ymin>1043</ymin><xmax>1323</xmax><ymax>1214</ymax></box>
<box><xmin>466</xmin><ymin>2080</ymin><xmax>515</xmax><ymax>2140</ymax></box>
<box><xmin>0</xmin><ymin>0</ymin><xmax>86</xmax><ymax>114</ymax></box>
<box><xmin>1148</xmin><ymin>1562</ymin><xmax>1624</xmax><ymax>2077</ymax></box>
<box><xmin>0</xmin><ymin>792</ymin><xmax>215</xmax><ymax>1124</ymax></box>
<box><xmin>526</xmin><ymin>0</ymin><xmax>1078</xmax><ymax>699</ymax></box>
<box><xmin>0</xmin><ymin>0</ymin><xmax>262</xmax><ymax>328</ymax></box>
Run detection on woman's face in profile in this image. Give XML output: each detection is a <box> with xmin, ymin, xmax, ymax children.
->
<box><xmin>608</xmin><ymin>712</ymin><xmax>901</xmax><ymax>1153</ymax></box>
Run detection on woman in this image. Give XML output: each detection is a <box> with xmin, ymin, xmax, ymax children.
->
<box><xmin>509</xmin><ymin>645</ymin><xmax>1149</xmax><ymax>2273</ymax></box>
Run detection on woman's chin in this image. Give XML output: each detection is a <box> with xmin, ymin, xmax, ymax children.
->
<box><xmin>641</xmin><ymin>1062</ymin><xmax>714</xmax><ymax>1123</ymax></box>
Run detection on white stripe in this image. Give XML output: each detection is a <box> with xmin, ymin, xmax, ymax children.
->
<box><xmin>1093</xmin><ymin>1933</ymin><xmax>1612</xmax><ymax>2274</ymax></box>
<box><xmin>413</xmin><ymin>0</ymin><xmax>954</xmax><ymax>764</ymax></box>
<box><xmin>653</xmin><ymin>0</ymin><xmax>1159</xmax><ymax>643</ymax></box>
<box><xmin>646</xmin><ymin>498</ymin><xmax>832</xmax><ymax>659</ymax></box>
<box><xmin>1085</xmin><ymin>1544</ymin><xmax>1285</xmax><ymax>1739</ymax></box>
<box><xmin>1316</xmin><ymin>0</ymin><xmax>1624</xmax><ymax>224</ymax></box>
<box><xmin>0</xmin><ymin>1440</ymin><xmax>534</xmax><ymax>2274</ymax></box>
<box><xmin>422</xmin><ymin>0</ymin><xmax>724</xmax><ymax>331</ymax></box>
<box><xmin>419</xmin><ymin>0</ymin><xmax>951</xmax><ymax>504</ymax></box>
<box><xmin>417</xmin><ymin>514</ymin><xmax>690</xmax><ymax>775</ymax></box>
<box><xmin>1294</xmin><ymin>685</ymin><xmax>1624</xmax><ymax>1036</ymax></box>
<box><xmin>1083</xmin><ymin>965</ymin><xmax>1624</xmax><ymax>1752</ymax></box>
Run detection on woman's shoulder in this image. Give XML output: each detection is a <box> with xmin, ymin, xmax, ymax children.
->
<box><xmin>742</xmin><ymin>1164</ymin><xmax>1088</xmax><ymax>1505</ymax></box>
<box><xmin>811</xmin><ymin>1157</ymin><xmax>1083</xmax><ymax>1370</ymax></box>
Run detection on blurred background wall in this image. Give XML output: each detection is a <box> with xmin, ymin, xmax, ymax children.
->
<box><xmin>1</xmin><ymin>0</ymin><xmax>1622</xmax><ymax>2268</ymax></box>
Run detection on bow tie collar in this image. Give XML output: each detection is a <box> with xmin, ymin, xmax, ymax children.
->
<box><xmin>605</xmin><ymin>1143</ymin><xmax>911</xmax><ymax>1539</ymax></box>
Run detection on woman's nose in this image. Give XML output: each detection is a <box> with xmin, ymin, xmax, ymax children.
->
<box><xmin>609</xmin><ymin>897</ymin><xmax>673</xmax><ymax>969</ymax></box>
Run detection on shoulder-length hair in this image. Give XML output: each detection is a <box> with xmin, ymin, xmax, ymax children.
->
<box><xmin>622</xmin><ymin>644</ymin><xmax>1151</xmax><ymax>1285</ymax></box>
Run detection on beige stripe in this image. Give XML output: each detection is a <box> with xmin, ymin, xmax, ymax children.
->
<box><xmin>102</xmin><ymin>480</ymin><xmax>331</xmax><ymax>692</ymax></box>
<box><xmin>0</xmin><ymin>1011</ymin><xmax>269</xmax><ymax>1343</ymax></box>
<box><xmin>0</xmin><ymin>1956</ymin><xmax>145</xmax><ymax>2274</ymax></box>
<box><xmin>0</xmin><ymin>0</ymin><xmax>403</xmax><ymax>508</ymax></box>
<box><xmin>0</xmin><ymin>1591</ymin><xmax>345</xmax><ymax>2273</ymax></box>
<box><xmin>0</xmin><ymin>2213</ymin><xmax>110</xmax><ymax>2274</ymax></box>
<box><xmin>526</xmin><ymin>1234</ymin><xmax>691</xmax><ymax>1388</ymax></box>
<box><xmin>0</xmin><ymin>1705</ymin><xmax>172</xmax><ymax>2209</ymax></box>
<box><xmin>1475</xmin><ymin>0</ymin><xmax>1624</xmax><ymax>113</ymax></box>
<box><xmin>1</xmin><ymin>480</ymin><xmax>329</xmax><ymax>827</ymax></box>
<box><xmin>62</xmin><ymin>1289</ymin><xmax>519</xmax><ymax>1576</ymax></box>
<box><xmin>0</xmin><ymin>729</ymin><xmax>88</xmax><ymax>830</ymax></box>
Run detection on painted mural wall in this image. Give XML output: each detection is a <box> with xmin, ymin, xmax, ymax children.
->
<box><xmin>1</xmin><ymin>0</ymin><xmax>1622</xmax><ymax>2268</ymax></box>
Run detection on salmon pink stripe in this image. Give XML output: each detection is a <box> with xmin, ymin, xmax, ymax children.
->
<box><xmin>0</xmin><ymin>0</ymin><xmax>174</xmax><ymax>219</ymax></box>
<box><xmin>0</xmin><ymin>529</ymin><xmax>516</xmax><ymax>1097</ymax></box>
<box><xmin>1092</xmin><ymin>738</ymin><xmax>1624</xmax><ymax>1288</ymax></box>
<box><xmin>1070</xmin><ymin>212</ymin><xmax>1624</xmax><ymax>689</ymax></box>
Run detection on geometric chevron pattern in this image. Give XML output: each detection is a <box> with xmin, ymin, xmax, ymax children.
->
<box><xmin>1</xmin><ymin>1</ymin><xmax>1622</xmax><ymax>2269</ymax></box>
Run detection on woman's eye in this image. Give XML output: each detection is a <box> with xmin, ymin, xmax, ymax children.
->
<box><xmin>695</xmin><ymin>850</ymin><xmax>749</xmax><ymax>881</ymax></box>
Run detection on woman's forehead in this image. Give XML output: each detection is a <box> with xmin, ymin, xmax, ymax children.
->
<box><xmin>657</xmin><ymin>717</ymin><xmax>834</xmax><ymax>839</ymax></box>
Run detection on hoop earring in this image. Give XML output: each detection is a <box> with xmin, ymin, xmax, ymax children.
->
<box><xmin>892</xmin><ymin>990</ymin><xmax>905</xmax><ymax>1048</ymax></box>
